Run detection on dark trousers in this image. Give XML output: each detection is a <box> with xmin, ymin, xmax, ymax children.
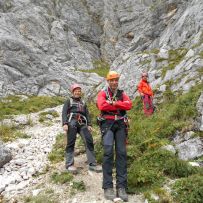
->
<box><xmin>100</xmin><ymin>119</ymin><xmax>127</xmax><ymax>189</ymax></box>
<box><xmin>65</xmin><ymin>119</ymin><xmax>96</xmax><ymax>167</ymax></box>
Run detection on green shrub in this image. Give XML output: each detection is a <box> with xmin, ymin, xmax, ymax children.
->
<box><xmin>128</xmin><ymin>162</ymin><xmax>164</xmax><ymax>192</ymax></box>
<box><xmin>128</xmin><ymin>149</ymin><xmax>201</xmax><ymax>192</ymax></box>
<box><xmin>172</xmin><ymin>175</ymin><xmax>203</xmax><ymax>203</ymax></box>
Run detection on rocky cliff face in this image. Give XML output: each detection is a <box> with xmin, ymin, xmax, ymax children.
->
<box><xmin>0</xmin><ymin>0</ymin><xmax>202</xmax><ymax>98</ymax></box>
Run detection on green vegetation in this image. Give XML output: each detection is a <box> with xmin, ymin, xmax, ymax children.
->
<box><xmin>144</xmin><ymin>188</ymin><xmax>172</xmax><ymax>203</ymax></box>
<box><xmin>48</xmin><ymin>133</ymin><xmax>65</xmax><ymax>163</ymax></box>
<box><xmin>72</xmin><ymin>181</ymin><xmax>86</xmax><ymax>192</ymax></box>
<box><xmin>199</xmin><ymin>51</ymin><xmax>203</xmax><ymax>58</ymax></box>
<box><xmin>197</xmin><ymin>66</ymin><xmax>203</xmax><ymax>76</ymax></box>
<box><xmin>126</xmin><ymin>84</ymin><xmax>202</xmax><ymax>198</ymax></box>
<box><xmin>51</xmin><ymin>171</ymin><xmax>73</xmax><ymax>184</ymax></box>
<box><xmin>172</xmin><ymin>174</ymin><xmax>203</xmax><ymax>203</ymax></box>
<box><xmin>160</xmin><ymin>48</ymin><xmax>188</xmax><ymax>78</ymax></box>
<box><xmin>0</xmin><ymin>124</ymin><xmax>31</xmax><ymax>142</ymax></box>
<box><xmin>39</xmin><ymin>111</ymin><xmax>59</xmax><ymax>123</ymax></box>
<box><xmin>143</xmin><ymin>49</ymin><xmax>159</xmax><ymax>55</ymax></box>
<box><xmin>0</xmin><ymin>95</ymin><xmax>65</xmax><ymax>120</ymax></box>
<box><xmin>1</xmin><ymin>80</ymin><xmax>201</xmax><ymax>202</ymax></box>
<box><xmin>139</xmin><ymin>48</ymin><xmax>188</xmax><ymax>79</ymax></box>
<box><xmin>24</xmin><ymin>189</ymin><xmax>58</xmax><ymax>203</ymax></box>
<box><xmin>78</xmin><ymin>59</ymin><xmax>110</xmax><ymax>77</ymax></box>
<box><xmin>0</xmin><ymin>95</ymin><xmax>64</xmax><ymax>142</ymax></box>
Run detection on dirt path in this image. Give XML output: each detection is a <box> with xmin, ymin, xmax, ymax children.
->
<box><xmin>64</xmin><ymin>154</ymin><xmax>145</xmax><ymax>203</ymax></box>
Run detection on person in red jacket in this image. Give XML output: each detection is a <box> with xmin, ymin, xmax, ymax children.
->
<box><xmin>97</xmin><ymin>71</ymin><xmax>132</xmax><ymax>202</ymax></box>
<box><xmin>137</xmin><ymin>72</ymin><xmax>154</xmax><ymax>115</ymax></box>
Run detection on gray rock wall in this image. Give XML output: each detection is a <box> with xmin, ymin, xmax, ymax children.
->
<box><xmin>0</xmin><ymin>0</ymin><xmax>202</xmax><ymax>97</ymax></box>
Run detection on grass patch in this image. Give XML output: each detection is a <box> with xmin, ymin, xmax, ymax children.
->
<box><xmin>78</xmin><ymin>59</ymin><xmax>110</xmax><ymax>78</ymax></box>
<box><xmin>39</xmin><ymin>110</ymin><xmax>59</xmax><ymax>123</ymax></box>
<box><xmin>24</xmin><ymin>189</ymin><xmax>58</xmax><ymax>203</ymax></box>
<box><xmin>199</xmin><ymin>51</ymin><xmax>203</xmax><ymax>58</ymax></box>
<box><xmin>143</xmin><ymin>49</ymin><xmax>159</xmax><ymax>55</ymax></box>
<box><xmin>51</xmin><ymin>171</ymin><xmax>73</xmax><ymax>184</ymax></box>
<box><xmin>0</xmin><ymin>95</ymin><xmax>65</xmax><ymax>120</ymax></box>
<box><xmin>160</xmin><ymin>48</ymin><xmax>188</xmax><ymax>78</ymax></box>
<box><xmin>72</xmin><ymin>181</ymin><xmax>86</xmax><ymax>192</ymax></box>
<box><xmin>172</xmin><ymin>174</ymin><xmax>203</xmax><ymax>203</ymax></box>
<box><xmin>48</xmin><ymin>133</ymin><xmax>65</xmax><ymax>163</ymax></box>
<box><xmin>0</xmin><ymin>124</ymin><xmax>30</xmax><ymax>142</ymax></box>
<box><xmin>144</xmin><ymin>188</ymin><xmax>172</xmax><ymax>203</ymax></box>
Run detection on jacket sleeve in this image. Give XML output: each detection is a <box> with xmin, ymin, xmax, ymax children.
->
<box><xmin>62</xmin><ymin>99</ymin><xmax>70</xmax><ymax>126</ymax></box>
<box><xmin>84</xmin><ymin>104</ymin><xmax>92</xmax><ymax>126</ymax></box>
<box><xmin>97</xmin><ymin>91</ymin><xmax>118</xmax><ymax>111</ymax></box>
<box><xmin>114</xmin><ymin>92</ymin><xmax>132</xmax><ymax>110</ymax></box>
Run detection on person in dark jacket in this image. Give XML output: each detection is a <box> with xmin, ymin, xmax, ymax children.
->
<box><xmin>62</xmin><ymin>84</ymin><xmax>101</xmax><ymax>173</ymax></box>
<box><xmin>97</xmin><ymin>71</ymin><xmax>132</xmax><ymax>202</ymax></box>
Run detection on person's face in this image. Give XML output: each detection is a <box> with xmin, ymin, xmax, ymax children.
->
<box><xmin>73</xmin><ymin>88</ymin><xmax>82</xmax><ymax>98</ymax></box>
<box><xmin>142</xmin><ymin>75</ymin><xmax>148</xmax><ymax>81</ymax></box>
<box><xmin>107</xmin><ymin>78</ymin><xmax>119</xmax><ymax>91</ymax></box>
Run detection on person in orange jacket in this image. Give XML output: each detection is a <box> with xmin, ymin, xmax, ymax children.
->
<box><xmin>97</xmin><ymin>71</ymin><xmax>132</xmax><ymax>202</ymax></box>
<box><xmin>137</xmin><ymin>72</ymin><xmax>154</xmax><ymax>115</ymax></box>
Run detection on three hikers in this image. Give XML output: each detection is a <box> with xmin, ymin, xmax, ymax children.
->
<box><xmin>62</xmin><ymin>71</ymin><xmax>153</xmax><ymax>201</ymax></box>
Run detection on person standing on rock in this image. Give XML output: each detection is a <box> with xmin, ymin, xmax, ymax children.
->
<box><xmin>62</xmin><ymin>84</ymin><xmax>102</xmax><ymax>173</ymax></box>
<box><xmin>137</xmin><ymin>72</ymin><xmax>154</xmax><ymax>116</ymax></box>
<box><xmin>97</xmin><ymin>71</ymin><xmax>132</xmax><ymax>202</ymax></box>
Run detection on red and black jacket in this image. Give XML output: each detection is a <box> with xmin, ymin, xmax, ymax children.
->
<box><xmin>97</xmin><ymin>87</ymin><xmax>132</xmax><ymax>120</ymax></box>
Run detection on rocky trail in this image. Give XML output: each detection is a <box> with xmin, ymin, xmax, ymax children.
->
<box><xmin>0</xmin><ymin>106</ymin><xmax>144</xmax><ymax>203</ymax></box>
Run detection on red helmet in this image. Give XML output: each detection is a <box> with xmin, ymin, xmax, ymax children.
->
<box><xmin>141</xmin><ymin>72</ymin><xmax>148</xmax><ymax>77</ymax></box>
<box><xmin>70</xmin><ymin>84</ymin><xmax>81</xmax><ymax>93</ymax></box>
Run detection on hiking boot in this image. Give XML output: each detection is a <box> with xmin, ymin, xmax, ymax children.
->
<box><xmin>88</xmin><ymin>164</ymin><xmax>102</xmax><ymax>173</ymax></box>
<box><xmin>117</xmin><ymin>188</ymin><xmax>128</xmax><ymax>202</ymax></box>
<box><xmin>104</xmin><ymin>188</ymin><xmax>116</xmax><ymax>201</ymax></box>
<box><xmin>66</xmin><ymin>165</ymin><xmax>78</xmax><ymax>174</ymax></box>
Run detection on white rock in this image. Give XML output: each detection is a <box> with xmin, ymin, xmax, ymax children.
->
<box><xmin>159</xmin><ymin>84</ymin><xmax>166</xmax><ymax>92</ymax></box>
<box><xmin>189</xmin><ymin>162</ymin><xmax>200</xmax><ymax>167</ymax></box>
<box><xmin>158</xmin><ymin>48</ymin><xmax>169</xmax><ymax>59</ymax></box>
<box><xmin>18</xmin><ymin>139</ymin><xmax>30</xmax><ymax>147</ymax></box>
<box><xmin>185</xmin><ymin>49</ymin><xmax>195</xmax><ymax>58</ymax></box>
<box><xmin>32</xmin><ymin>189</ymin><xmax>42</xmax><ymax>196</ymax></box>
<box><xmin>14</xmin><ymin>159</ymin><xmax>26</xmax><ymax>166</ymax></box>
<box><xmin>5</xmin><ymin>184</ymin><xmax>17</xmax><ymax>192</ymax></box>
<box><xmin>0</xmin><ymin>183</ymin><xmax>6</xmax><ymax>193</ymax></box>
<box><xmin>161</xmin><ymin>145</ymin><xmax>176</xmax><ymax>154</ymax></box>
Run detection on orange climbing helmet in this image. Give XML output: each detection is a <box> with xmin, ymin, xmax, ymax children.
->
<box><xmin>70</xmin><ymin>83</ymin><xmax>81</xmax><ymax>93</ymax></box>
<box><xmin>106</xmin><ymin>71</ymin><xmax>120</xmax><ymax>80</ymax></box>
